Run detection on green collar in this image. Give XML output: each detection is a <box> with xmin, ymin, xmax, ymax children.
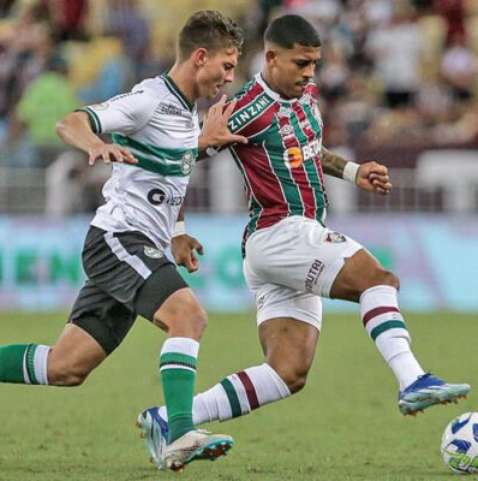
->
<box><xmin>161</xmin><ymin>74</ymin><xmax>195</xmax><ymax>112</ymax></box>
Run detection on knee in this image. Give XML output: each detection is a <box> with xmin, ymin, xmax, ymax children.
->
<box><xmin>184</xmin><ymin>305</ymin><xmax>208</xmax><ymax>338</ymax></box>
<box><xmin>155</xmin><ymin>298</ymin><xmax>208</xmax><ymax>339</ymax></box>
<box><xmin>372</xmin><ymin>270</ymin><xmax>400</xmax><ymax>290</ymax></box>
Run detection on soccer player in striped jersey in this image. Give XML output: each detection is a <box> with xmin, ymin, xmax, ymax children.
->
<box><xmin>0</xmin><ymin>11</ymin><xmax>249</xmax><ymax>472</ymax></box>
<box><xmin>139</xmin><ymin>14</ymin><xmax>470</xmax><ymax>463</ymax></box>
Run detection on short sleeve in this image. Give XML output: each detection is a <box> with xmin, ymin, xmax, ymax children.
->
<box><xmin>77</xmin><ymin>87</ymin><xmax>159</xmax><ymax>135</ymax></box>
<box><xmin>227</xmin><ymin>94</ymin><xmax>275</xmax><ymax>138</ymax></box>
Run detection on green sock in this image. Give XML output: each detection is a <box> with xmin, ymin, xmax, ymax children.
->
<box><xmin>0</xmin><ymin>344</ymin><xmax>50</xmax><ymax>384</ymax></box>
<box><xmin>159</xmin><ymin>338</ymin><xmax>199</xmax><ymax>444</ymax></box>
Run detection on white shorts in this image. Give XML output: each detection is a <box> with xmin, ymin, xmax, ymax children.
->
<box><xmin>243</xmin><ymin>216</ymin><xmax>363</xmax><ymax>330</ymax></box>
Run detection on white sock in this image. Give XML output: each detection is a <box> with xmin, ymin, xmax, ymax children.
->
<box><xmin>360</xmin><ymin>285</ymin><xmax>425</xmax><ymax>390</ymax></box>
<box><xmin>24</xmin><ymin>344</ymin><xmax>50</xmax><ymax>385</ymax></box>
<box><xmin>159</xmin><ymin>363</ymin><xmax>291</xmax><ymax>424</ymax></box>
<box><xmin>159</xmin><ymin>337</ymin><xmax>199</xmax><ymax>359</ymax></box>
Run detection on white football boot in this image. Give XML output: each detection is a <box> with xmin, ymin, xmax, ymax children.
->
<box><xmin>162</xmin><ymin>429</ymin><xmax>233</xmax><ymax>471</ymax></box>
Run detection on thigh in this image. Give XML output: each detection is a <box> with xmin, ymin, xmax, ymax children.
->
<box><xmin>329</xmin><ymin>248</ymin><xmax>398</xmax><ymax>301</ymax></box>
<box><xmin>134</xmin><ymin>262</ymin><xmax>189</xmax><ymax>323</ymax></box>
<box><xmin>69</xmin><ymin>280</ymin><xmax>137</xmax><ymax>355</ymax></box>
<box><xmin>245</xmin><ymin>216</ymin><xmax>362</xmax><ymax>298</ymax></box>
<box><xmin>244</xmin><ymin>260</ymin><xmax>323</xmax><ymax>330</ymax></box>
<box><xmin>151</xmin><ymin>287</ymin><xmax>206</xmax><ymax>339</ymax></box>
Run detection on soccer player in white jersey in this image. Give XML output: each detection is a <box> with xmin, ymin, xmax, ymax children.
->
<box><xmin>139</xmin><ymin>14</ymin><xmax>471</xmax><ymax>465</ymax></box>
<box><xmin>0</xmin><ymin>11</ymin><xmax>249</xmax><ymax>471</ymax></box>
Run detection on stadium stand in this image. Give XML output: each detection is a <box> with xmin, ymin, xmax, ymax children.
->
<box><xmin>0</xmin><ymin>0</ymin><xmax>476</xmax><ymax>214</ymax></box>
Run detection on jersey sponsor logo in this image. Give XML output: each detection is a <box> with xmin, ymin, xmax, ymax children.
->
<box><xmin>305</xmin><ymin>259</ymin><xmax>324</xmax><ymax>293</ymax></box>
<box><xmin>302</xmin><ymin>138</ymin><xmax>321</xmax><ymax>161</ymax></box>
<box><xmin>285</xmin><ymin>147</ymin><xmax>303</xmax><ymax>169</ymax></box>
<box><xmin>147</xmin><ymin>188</ymin><xmax>184</xmax><ymax>206</ymax></box>
<box><xmin>159</xmin><ymin>102</ymin><xmax>189</xmax><ymax>118</ymax></box>
<box><xmin>144</xmin><ymin>246</ymin><xmax>163</xmax><ymax>259</ymax></box>
<box><xmin>229</xmin><ymin>95</ymin><xmax>272</xmax><ymax>132</ymax></box>
<box><xmin>283</xmin><ymin>139</ymin><xmax>321</xmax><ymax>169</ymax></box>
<box><xmin>325</xmin><ymin>231</ymin><xmax>346</xmax><ymax>243</ymax></box>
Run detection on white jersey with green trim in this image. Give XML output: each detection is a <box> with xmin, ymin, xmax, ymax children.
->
<box><xmin>79</xmin><ymin>74</ymin><xmax>200</xmax><ymax>250</ymax></box>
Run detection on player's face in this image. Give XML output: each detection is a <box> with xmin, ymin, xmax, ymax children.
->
<box><xmin>266</xmin><ymin>44</ymin><xmax>321</xmax><ymax>98</ymax></box>
<box><xmin>196</xmin><ymin>47</ymin><xmax>239</xmax><ymax>99</ymax></box>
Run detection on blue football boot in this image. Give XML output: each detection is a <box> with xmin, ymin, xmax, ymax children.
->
<box><xmin>399</xmin><ymin>373</ymin><xmax>470</xmax><ymax>416</ymax></box>
<box><xmin>136</xmin><ymin>407</ymin><xmax>168</xmax><ymax>469</ymax></box>
<box><xmin>137</xmin><ymin>407</ymin><xmax>233</xmax><ymax>471</ymax></box>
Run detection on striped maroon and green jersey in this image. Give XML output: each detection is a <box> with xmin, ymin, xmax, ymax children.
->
<box><xmin>228</xmin><ymin>73</ymin><xmax>328</xmax><ymax>241</ymax></box>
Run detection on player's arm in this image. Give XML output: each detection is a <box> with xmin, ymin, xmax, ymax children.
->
<box><xmin>56</xmin><ymin>111</ymin><xmax>137</xmax><ymax>166</ymax></box>
<box><xmin>321</xmin><ymin>145</ymin><xmax>392</xmax><ymax>195</ymax></box>
<box><xmin>170</xmin><ymin>206</ymin><xmax>204</xmax><ymax>273</ymax></box>
<box><xmin>57</xmin><ymin>88</ymin><xmax>158</xmax><ymax>166</ymax></box>
<box><xmin>321</xmin><ymin>146</ymin><xmax>349</xmax><ymax>178</ymax></box>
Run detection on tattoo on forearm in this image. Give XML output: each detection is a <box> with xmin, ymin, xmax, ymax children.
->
<box><xmin>321</xmin><ymin>147</ymin><xmax>348</xmax><ymax>178</ymax></box>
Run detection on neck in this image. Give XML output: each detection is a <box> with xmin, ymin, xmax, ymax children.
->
<box><xmin>261</xmin><ymin>69</ymin><xmax>290</xmax><ymax>99</ymax></box>
<box><xmin>167</xmin><ymin>61</ymin><xmax>197</xmax><ymax>103</ymax></box>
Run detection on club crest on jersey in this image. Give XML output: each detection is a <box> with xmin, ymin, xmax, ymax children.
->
<box><xmin>181</xmin><ymin>151</ymin><xmax>195</xmax><ymax>175</ymax></box>
<box><xmin>280</xmin><ymin>124</ymin><xmax>294</xmax><ymax>136</ymax></box>
<box><xmin>325</xmin><ymin>231</ymin><xmax>346</xmax><ymax>243</ymax></box>
<box><xmin>91</xmin><ymin>102</ymin><xmax>109</xmax><ymax>111</ymax></box>
<box><xmin>144</xmin><ymin>246</ymin><xmax>163</xmax><ymax>259</ymax></box>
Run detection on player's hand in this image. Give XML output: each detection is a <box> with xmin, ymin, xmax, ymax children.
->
<box><xmin>199</xmin><ymin>95</ymin><xmax>248</xmax><ymax>149</ymax></box>
<box><xmin>88</xmin><ymin>143</ymin><xmax>138</xmax><ymax>166</ymax></box>
<box><xmin>171</xmin><ymin>234</ymin><xmax>204</xmax><ymax>273</ymax></box>
<box><xmin>356</xmin><ymin>161</ymin><xmax>392</xmax><ymax>195</ymax></box>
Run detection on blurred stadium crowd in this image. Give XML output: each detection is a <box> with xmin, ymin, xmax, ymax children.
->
<box><xmin>0</xmin><ymin>0</ymin><xmax>477</xmax><ymax>215</ymax></box>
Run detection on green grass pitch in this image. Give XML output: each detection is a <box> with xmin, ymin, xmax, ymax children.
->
<box><xmin>0</xmin><ymin>311</ymin><xmax>476</xmax><ymax>481</ymax></box>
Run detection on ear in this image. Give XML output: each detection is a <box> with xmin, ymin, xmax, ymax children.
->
<box><xmin>265</xmin><ymin>48</ymin><xmax>277</xmax><ymax>65</ymax></box>
<box><xmin>191</xmin><ymin>48</ymin><xmax>208</xmax><ymax>67</ymax></box>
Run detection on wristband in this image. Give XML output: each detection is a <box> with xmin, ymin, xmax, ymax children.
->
<box><xmin>343</xmin><ymin>161</ymin><xmax>360</xmax><ymax>183</ymax></box>
<box><xmin>172</xmin><ymin>221</ymin><xmax>186</xmax><ymax>237</ymax></box>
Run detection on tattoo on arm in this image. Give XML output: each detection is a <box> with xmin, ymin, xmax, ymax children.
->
<box><xmin>321</xmin><ymin>146</ymin><xmax>348</xmax><ymax>178</ymax></box>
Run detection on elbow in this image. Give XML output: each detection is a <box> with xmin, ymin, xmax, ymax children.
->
<box><xmin>56</xmin><ymin>111</ymin><xmax>89</xmax><ymax>142</ymax></box>
<box><xmin>56</xmin><ymin>111</ymin><xmax>78</xmax><ymax>141</ymax></box>
<box><xmin>55</xmin><ymin>117</ymin><xmax>68</xmax><ymax>140</ymax></box>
